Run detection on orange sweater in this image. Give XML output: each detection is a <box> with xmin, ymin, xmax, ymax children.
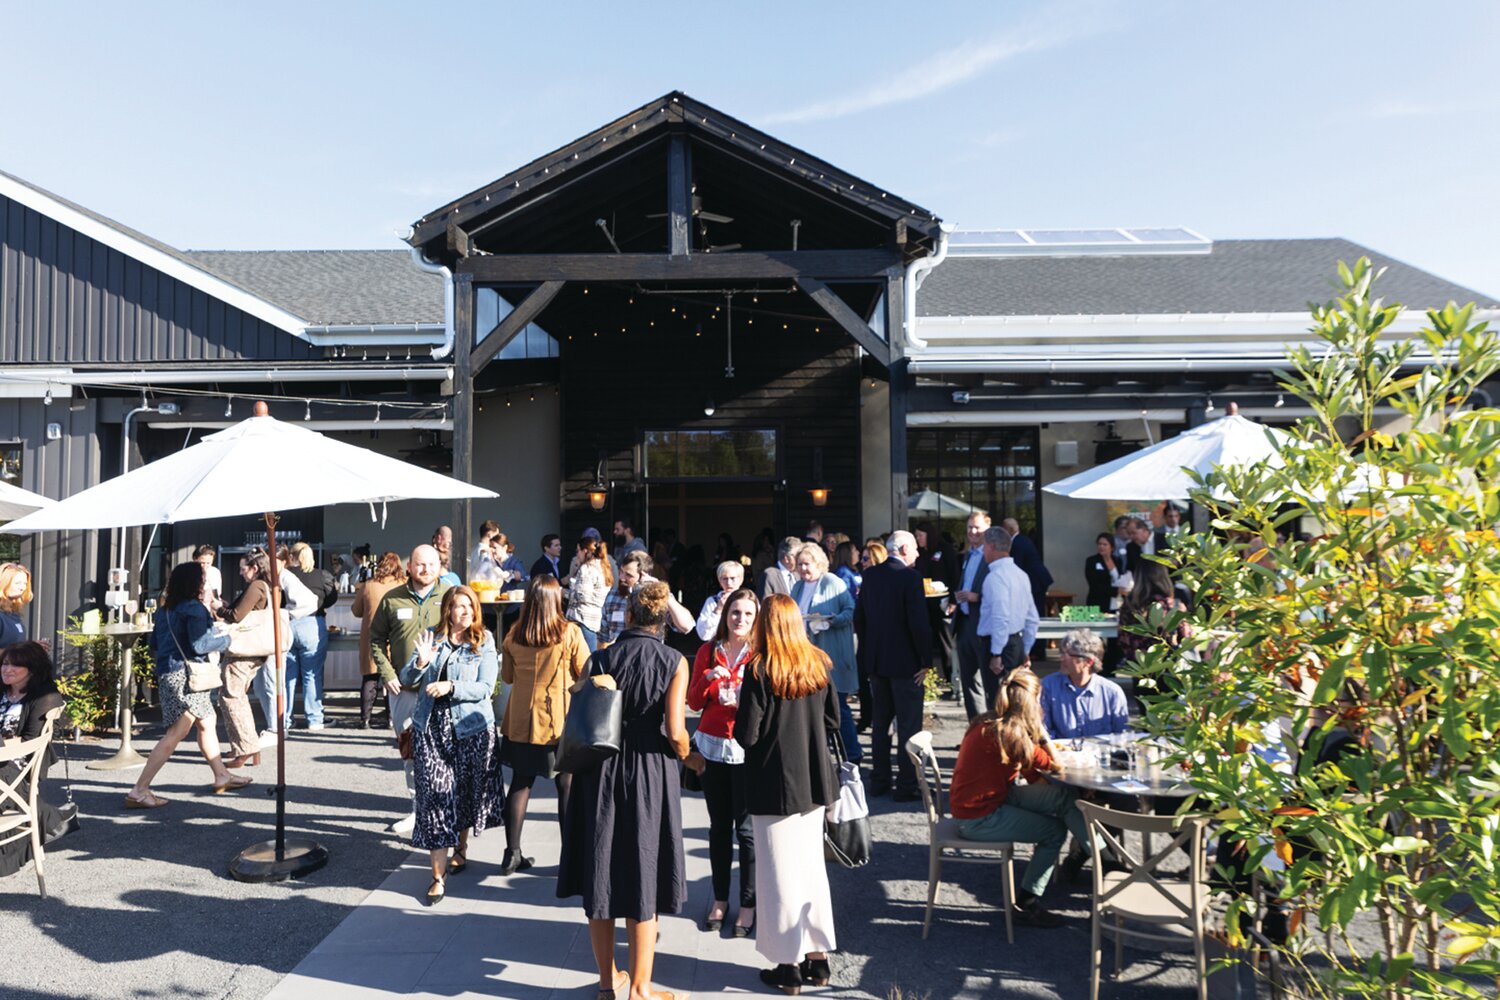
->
<box><xmin>948</xmin><ymin>725</ymin><xmax>1053</xmax><ymax>820</ymax></box>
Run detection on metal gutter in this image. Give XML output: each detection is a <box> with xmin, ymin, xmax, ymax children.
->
<box><xmin>0</xmin><ymin>366</ymin><xmax>453</xmax><ymax>387</ymax></box>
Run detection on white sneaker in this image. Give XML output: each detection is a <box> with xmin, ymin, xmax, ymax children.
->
<box><xmin>389</xmin><ymin>813</ymin><xmax>416</xmax><ymax>835</ymax></box>
<box><xmin>258</xmin><ymin>730</ymin><xmax>280</xmax><ymax>748</ymax></box>
<box><xmin>307</xmin><ymin>723</ymin><xmax>326</xmax><ymax>731</ymax></box>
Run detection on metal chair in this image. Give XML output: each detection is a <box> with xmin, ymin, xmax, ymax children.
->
<box><xmin>904</xmin><ymin>730</ymin><xmax>1016</xmax><ymax>943</ymax></box>
<box><xmin>1077</xmin><ymin>800</ymin><xmax>1210</xmax><ymax>1000</ymax></box>
<box><xmin>0</xmin><ymin>705</ymin><xmax>63</xmax><ymax>898</ymax></box>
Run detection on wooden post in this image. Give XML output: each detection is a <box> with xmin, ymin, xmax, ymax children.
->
<box><xmin>886</xmin><ymin>273</ymin><xmax>909</xmax><ymax>530</ymax></box>
<box><xmin>451</xmin><ymin>272</ymin><xmax>475</xmax><ymax>580</ymax></box>
<box><xmin>667</xmin><ymin>134</ymin><xmax>692</xmax><ymax>257</ymax></box>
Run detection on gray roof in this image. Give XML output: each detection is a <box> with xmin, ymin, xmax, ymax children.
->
<box><xmin>918</xmin><ymin>238</ymin><xmax>1499</xmax><ymax>317</ymax></box>
<box><xmin>185</xmin><ymin>250</ymin><xmax>444</xmax><ymax>326</ymax></box>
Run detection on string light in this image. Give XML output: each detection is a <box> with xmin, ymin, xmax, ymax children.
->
<box><xmin>225</xmin><ymin>396</ymin><xmax>233</xmax><ymax>417</ymax></box>
<box><xmin>304</xmin><ymin>400</ymin><xmax>312</xmax><ymax>421</ymax></box>
<box><xmin>374</xmin><ymin>403</ymin><xmax>381</xmax><ymax>423</ymax></box>
<box><xmin>1275</xmin><ymin>393</ymin><xmax>1285</xmax><ymax>408</ymax></box>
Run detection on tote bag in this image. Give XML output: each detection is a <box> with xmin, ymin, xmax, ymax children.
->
<box><xmin>167</xmin><ymin>611</ymin><xmax>223</xmax><ymax>693</ymax></box>
<box><xmin>824</xmin><ymin>729</ymin><xmax>872</xmax><ymax>868</ymax></box>
<box><xmin>555</xmin><ymin>677</ymin><xmax>623</xmax><ymax>774</ymax></box>
<box><xmin>227</xmin><ymin>607</ymin><xmax>287</xmax><ymax>659</ymax></box>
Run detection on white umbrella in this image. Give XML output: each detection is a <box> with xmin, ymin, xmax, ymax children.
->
<box><xmin>1043</xmin><ymin>404</ymin><xmax>1289</xmax><ymax>501</ymax></box>
<box><xmin>4</xmin><ymin>402</ymin><xmax>496</xmax><ymax>882</ymax></box>
<box><xmin>908</xmin><ymin>489</ymin><xmax>979</xmax><ymax>518</ymax></box>
<box><xmin>0</xmin><ymin>480</ymin><xmax>54</xmax><ymax>521</ymax></box>
<box><xmin>4</xmin><ymin>411</ymin><xmax>494</xmax><ymax>531</ymax></box>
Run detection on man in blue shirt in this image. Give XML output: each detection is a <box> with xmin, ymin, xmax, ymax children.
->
<box><xmin>1040</xmin><ymin>628</ymin><xmax>1129</xmax><ymax>739</ymax></box>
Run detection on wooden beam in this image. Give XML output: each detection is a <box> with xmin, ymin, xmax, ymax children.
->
<box><xmin>451</xmin><ymin>272</ymin><xmax>476</xmax><ymax>578</ymax></box>
<box><xmin>798</xmin><ymin>277</ymin><xmax>889</xmax><ymax>366</ymax></box>
<box><xmin>456</xmin><ymin>249</ymin><xmax>898</xmax><ymax>282</ymax></box>
<box><xmin>447</xmin><ymin>223</ymin><xmax>471</xmax><ymax>259</ymax></box>
<box><xmin>470</xmin><ymin>280</ymin><xmax>566</xmax><ymax>374</ymax></box>
<box><xmin>667</xmin><ymin>134</ymin><xmax>692</xmax><ymax>257</ymax></box>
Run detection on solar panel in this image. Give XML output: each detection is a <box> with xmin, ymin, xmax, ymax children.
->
<box><xmin>945</xmin><ymin>227</ymin><xmax>1211</xmax><ymax>257</ymax></box>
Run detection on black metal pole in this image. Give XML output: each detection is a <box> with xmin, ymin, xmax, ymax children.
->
<box><xmin>265</xmin><ymin>511</ymin><xmax>286</xmax><ymax>860</ymax></box>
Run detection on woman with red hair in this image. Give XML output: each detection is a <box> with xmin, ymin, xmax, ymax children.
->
<box><xmin>734</xmin><ymin>594</ymin><xmax>840</xmax><ymax>995</ymax></box>
<box><xmin>0</xmin><ymin>563</ymin><xmax>35</xmax><ymax>649</ymax></box>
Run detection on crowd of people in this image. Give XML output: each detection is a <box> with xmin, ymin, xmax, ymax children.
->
<box><xmin>0</xmin><ymin>502</ymin><xmax>1200</xmax><ymax>995</ymax></box>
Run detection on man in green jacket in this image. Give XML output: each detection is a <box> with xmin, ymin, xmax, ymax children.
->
<box><xmin>369</xmin><ymin>544</ymin><xmax>449</xmax><ymax>835</ymax></box>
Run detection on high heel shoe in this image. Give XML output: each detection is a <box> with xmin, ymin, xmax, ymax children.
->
<box><xmin>734</xmin><ymin>910</ymin><xmax>756</xmax><ymax>938</ymax></box>
<box><xmin>759</xmin><ymin>964</ymin><xmax>802</xmax><ymax>996</ymax></box>
<box><xmin>225</xmin><ymin>752</ymin><xmax>260</xmax><ymax>769</ymax></box>
<box><xmin>498</xmin><ymin>849</ymin><xmax>533</xmax><ymax>875</ymax></box>
<box><xmin>703</xmin><ymin>901</ymin><xmax>727</xmax><ymax>932</ymax></box>
<box><xmin>799</xmin><ymin>956</ymin><xmax>831</xmax><ymax>987</ymax></box>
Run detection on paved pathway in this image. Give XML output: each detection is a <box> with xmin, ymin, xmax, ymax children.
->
<box><xmin>268</xmin><ymin>782</ymin><xmax>792</xmax><ymax>999</ymax></box>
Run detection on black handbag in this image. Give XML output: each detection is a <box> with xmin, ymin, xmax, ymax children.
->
<box><xmin>555</xmin><ymin>677</ymin><xmax>624</xmax><ymax>774</ymax></box>
<box><xmin>681</xmin><ymin>759</ymin><xmax>703</xmax><ymax>792</ymax></box>
<box><xmin>824</xmin><ymin>729</ymin><xmax>872</xmax><ymax>868</ymax></box>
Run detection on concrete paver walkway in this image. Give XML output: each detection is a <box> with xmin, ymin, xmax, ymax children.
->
<box><xmin>269</xmin><ymin>783</ymin><xmax>790</xmax><ymax>999</ymax></box>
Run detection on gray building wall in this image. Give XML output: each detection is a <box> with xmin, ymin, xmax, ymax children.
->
<box><xmin>1</xmin><ymin>192</ymin><xmax>318</xmax><ymax>363</ymax></box>
<box><xmin>0</xmin><ymin>397</ymin><xmax>106</xmax><ymax>645</ymax></box>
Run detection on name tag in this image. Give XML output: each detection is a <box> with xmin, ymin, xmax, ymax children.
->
<box><xmin>396</xmin><ymin>608</ymin><xmax>414</xmax><ymax>621</ymax></box>
<box><xmin>610</xmin><ymin>610</ymin><xmax>625</xmax><ymax>624</ymax></box>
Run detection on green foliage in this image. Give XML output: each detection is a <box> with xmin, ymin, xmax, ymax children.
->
<box><xmin>1133</xmin><ymin>259</ymin><xmax>1500</xmax><ymax>998</ymax></box>
<box><xmin>55</xmin><ymin>617</ymin><xmax>153</xmax><ymax>733</ymax></box>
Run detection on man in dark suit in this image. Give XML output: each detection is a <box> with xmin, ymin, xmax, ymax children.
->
<box><xmin>1002</xmin><ymin>517</ymin><xmax>1054</xmax><ymax>618</ymax></box>
<box><xmin>756</xmin><ymin>536</ymin><xmax>800</xmax><ymax>598</ymax></box>
<box><xmin>855</xmin><ymin>529</ymin><xmax>932</xmax><ymax>802</ymax></box>
<box><xmin>952</xmin><ymin>511</ymin><xmax>993</xmax><ymax>720</ymax></box>
<box><xmin>530</xmin><ymin>533</ymin><xmax>563</xmax><ymax>580</ymax></box>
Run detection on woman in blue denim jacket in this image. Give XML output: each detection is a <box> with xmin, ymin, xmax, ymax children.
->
<box><xmin>124</xmin><ymin>562</ymin><xmax>250</xmax><ymax>809</ymax></box>
<box><xmin>400</xmin><ymin>584</ymin><xmax>504</xmax><ymax>904</ymax></box>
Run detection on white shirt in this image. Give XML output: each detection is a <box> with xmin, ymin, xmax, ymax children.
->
<box><xmin>696</xmin><ymin>591</ymin><xmax>730</xmax><ymax>641</ymax></box>
<box><xmin>977</xmin><ymin>556</ymin><xmax>1038</xmax><ymax>656</ymax></box>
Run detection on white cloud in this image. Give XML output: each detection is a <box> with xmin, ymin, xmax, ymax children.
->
<box><xmin>762</xmin><ymin>12</ymin><xmax>1102</xmax><ymax>125</ymax></box>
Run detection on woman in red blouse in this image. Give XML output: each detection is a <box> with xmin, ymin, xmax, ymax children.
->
<box><xmin>949</xmin><ymin>667</ymin><xmax>1088</xmax><ymax>928</ymax></box>
<box><xmin>685</xmin><ymin>587</ymin><xmax>759</xmax><ymax>936</ymax></box>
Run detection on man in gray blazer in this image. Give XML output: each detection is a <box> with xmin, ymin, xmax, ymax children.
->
<box><xmin>951</xmin><ymin>511</ymin><xmax>994</xmax><ymax>720</ymax></box>
<box><xmin>756</xmin><ymin>536</ymin><xmax>801</xmax><ymax>598</ymax></box>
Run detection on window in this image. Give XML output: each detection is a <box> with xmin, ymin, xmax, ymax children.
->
<box><xmin>475</xmin><ymin>287</ymin><xmax>560</xmax><ymax>360</ymax></box>
<box><xmin>644</xmin><ymin>429</ymin><xmax>777</xmax><ymax>481</ymax></box>
<box><xmin>0</xmin><ymin>443</ymin><xmax>23</xmax><ymax>563</ymax></box>
<box><xmin>907</xmin><ymin>427</ymin><xmax>1041</xmax><ymax>551</ymax></box>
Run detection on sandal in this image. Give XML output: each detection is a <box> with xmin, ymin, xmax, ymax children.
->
<box><xmin>210</xmin><ymin>775</ymin><xmax>254</xmax><ymax>794</ymax></box>
<box><xmin>123</xmin><ymin>791</ymin><xmax>170</xmax><ymax>809</ymax></box>
<box><xmin>425</xmin><ymin>876</ymin><xmax>445</xmax><ymax>906</ymax></box>
<box><xmin>448</xmin><ymin>847</ymin><xmax>468</xmax><ymax>875</ymax></box>
<box><xmin>597</xmin><ymin>969</ymin><xmax>629</xmax><ymax>1000</ymax></box>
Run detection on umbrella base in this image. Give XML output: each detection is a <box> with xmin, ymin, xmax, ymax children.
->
<box><xmin>229</xmin><ymin>838</ymin><xmax>329</xmax><ymax>883</ymax></box>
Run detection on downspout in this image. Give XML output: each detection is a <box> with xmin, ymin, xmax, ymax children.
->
<box><xmin>408</xmin><ymin>242</ymin><xmax>455</xmax><ymax>360</ymax></box>
<box><xmin>902</xmin><ymin>222</ymin><xmax>954</xmax><ymax>352</ymax></box>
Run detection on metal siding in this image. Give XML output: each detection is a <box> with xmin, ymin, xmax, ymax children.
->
<box><xmin>0</xmin><ymin>192</ymin><xmax>316</xmax><ymax>363</ymax></box>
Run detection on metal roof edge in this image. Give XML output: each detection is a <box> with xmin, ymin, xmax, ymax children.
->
<box><xmin>0</xmin><ymin>171</ymin><xmax>311</xmax><ymax>340</ymax></box>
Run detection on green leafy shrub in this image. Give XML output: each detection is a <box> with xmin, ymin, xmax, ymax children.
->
<box><xmin>55</xmin><ymin>618</ymin><xmax>153</xmax><ymax>734</ymax></box>
<box><xmin>1132</xmin><ymin>259</ymin><xmax>1500</xmax><ymax>998</ymax></box>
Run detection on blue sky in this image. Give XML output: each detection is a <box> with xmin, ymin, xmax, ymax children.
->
<box><xmin>4</xmin><ymin>0</ymin><xmax>1496</xmax><ymax>295</ymax></box>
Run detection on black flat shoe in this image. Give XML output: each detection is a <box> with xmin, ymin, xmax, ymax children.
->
<box><xmin>799</xmin><ymin>957</ymin><xmax>831</xmax><ymax>987</ymax></box>
<box><xmin>498</xmin><ymin>849</ymin><xmax>534</xmax><ymax>875</ymax></box>
<box><xmin>425</xmin><ymin>877</ymin><xmax>445</xmax><ymax>906</ymax></box>
<box><xmin>734</xmin><ymin>913</ymin><xmax>755</xmax><ymax>938</ymax></box>
<box><xmin>703</xmin><ymin>903</ymin><xmax>726</xmax><ymax>932</ymax></box>
<box><xmin>759</xmin><ymin>964</ymin><xmax>802</xmax><ymax>996</ymax></box>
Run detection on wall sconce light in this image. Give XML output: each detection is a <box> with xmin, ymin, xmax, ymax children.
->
<box><xmin>808</xmin><ymin>446</ymin><xmax>828</xmax><ymax>507</ymax></box>
<box><xmin>588</xmin><ymin>451</ymin><xmax>609</xmax><ymax>511</ymax></box>
<box><xmin>703</xmin><ymin>399</ymin><xmax>716</xmax><ymax>417</ymax></box>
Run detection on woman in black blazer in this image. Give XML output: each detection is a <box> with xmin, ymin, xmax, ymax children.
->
<box><xmin>0</xmin><ymin>641</ymin><xmax>69</xmax><ymax>878</ymax></box>
<box><xmin>735</xmin><ymin>594</ymin><xmax>839</xmax><ymax>996</ymax></box>
<box><xmin>1084</xmin><ymin>532</ymin><xmax>1124</xmax><ymax>611</ymax></box>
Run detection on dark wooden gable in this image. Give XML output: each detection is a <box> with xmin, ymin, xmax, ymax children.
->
<box><xmin>409</xmin><ymin>91</ymin><xmax>942</xmax><ymax>262</ymax></box>
<box><xmin>0</xmin><ymin>192</ymin><xmax>319</xmax><ymax>364</ymax></box>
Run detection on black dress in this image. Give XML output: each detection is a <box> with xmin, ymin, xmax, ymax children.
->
<box><xmin>557</xmin><ymin>629</ymin><xmax>687</xmax><ymax>921</ymax></box>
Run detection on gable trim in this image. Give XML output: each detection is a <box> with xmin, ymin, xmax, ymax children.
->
<box><xmin>0</xmin><ymin>173</ymin><xmax>311</xmax><ymax>340</ymax></box>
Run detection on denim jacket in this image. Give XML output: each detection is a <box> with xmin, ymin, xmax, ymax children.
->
<box><xmin>399</xmin><ymin>630</ymin><xmax>499</xmax><ymax>739</ymax></box>
<box><xmin>151</xmin><ymin>602</ymin><xmax>231</xmax><ymax>678</ymax></box>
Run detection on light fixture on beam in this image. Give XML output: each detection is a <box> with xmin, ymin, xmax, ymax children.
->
<box><xmin>588</xmin><ymin>452</ymin><xmax>609</xmax><ymax>511</ymax></box>
<box><xmin>809</xmin><ymin>446</ymin><xmax>828</xmax><ymax>507</ymax></box>
<box><xmin>809</xmin><ymin>487</ymin><xmax>829</xmax><ymax>508</ymax></box>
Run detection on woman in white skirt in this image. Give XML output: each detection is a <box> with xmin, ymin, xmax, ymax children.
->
<box><xmin>734</xmin><ymin>593</ymin><xmax>839</xmax><ymax>995</ymax></box>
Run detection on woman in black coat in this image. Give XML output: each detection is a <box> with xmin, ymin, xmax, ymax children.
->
<box><xmin>558</xmin><ymin>581</ymin><xmax>691</xmax><ymax>1000</ymax></box>
<box><xmin>735</xmin><ymin>593</ymin><xmax>840</xmax><ymax>995</ymax></box>
<box><xmin>0</xmin><ymin>641</ymin><xmax>70</xmax><ymax>878</ymax></box>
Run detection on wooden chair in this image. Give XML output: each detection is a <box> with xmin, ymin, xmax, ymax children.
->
<box><xmin>1077</xmin><ymin>800</ymin><xmax>1210</xmax><ymax>1000</ymax></box>
<box><xmin>904</xmin><ymin>730</ymin><xmax>1016</xmax><ymax>943</ymax></box>
<box><xmin>0</xmin><ymin>705</ymin><xmax>63</xmax><ymax>898</ymax></box>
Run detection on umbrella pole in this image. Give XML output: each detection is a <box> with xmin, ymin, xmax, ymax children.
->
<box><xmin>227</xmin><ymin>510</ymin><xmax>329</xmax><ymax>882</ymax></box>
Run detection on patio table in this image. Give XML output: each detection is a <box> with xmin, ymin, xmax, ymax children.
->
<box><xmin>86</xmin><ymin>621</ymin><xmax>154</xmax><ymax>771</ymax></box>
